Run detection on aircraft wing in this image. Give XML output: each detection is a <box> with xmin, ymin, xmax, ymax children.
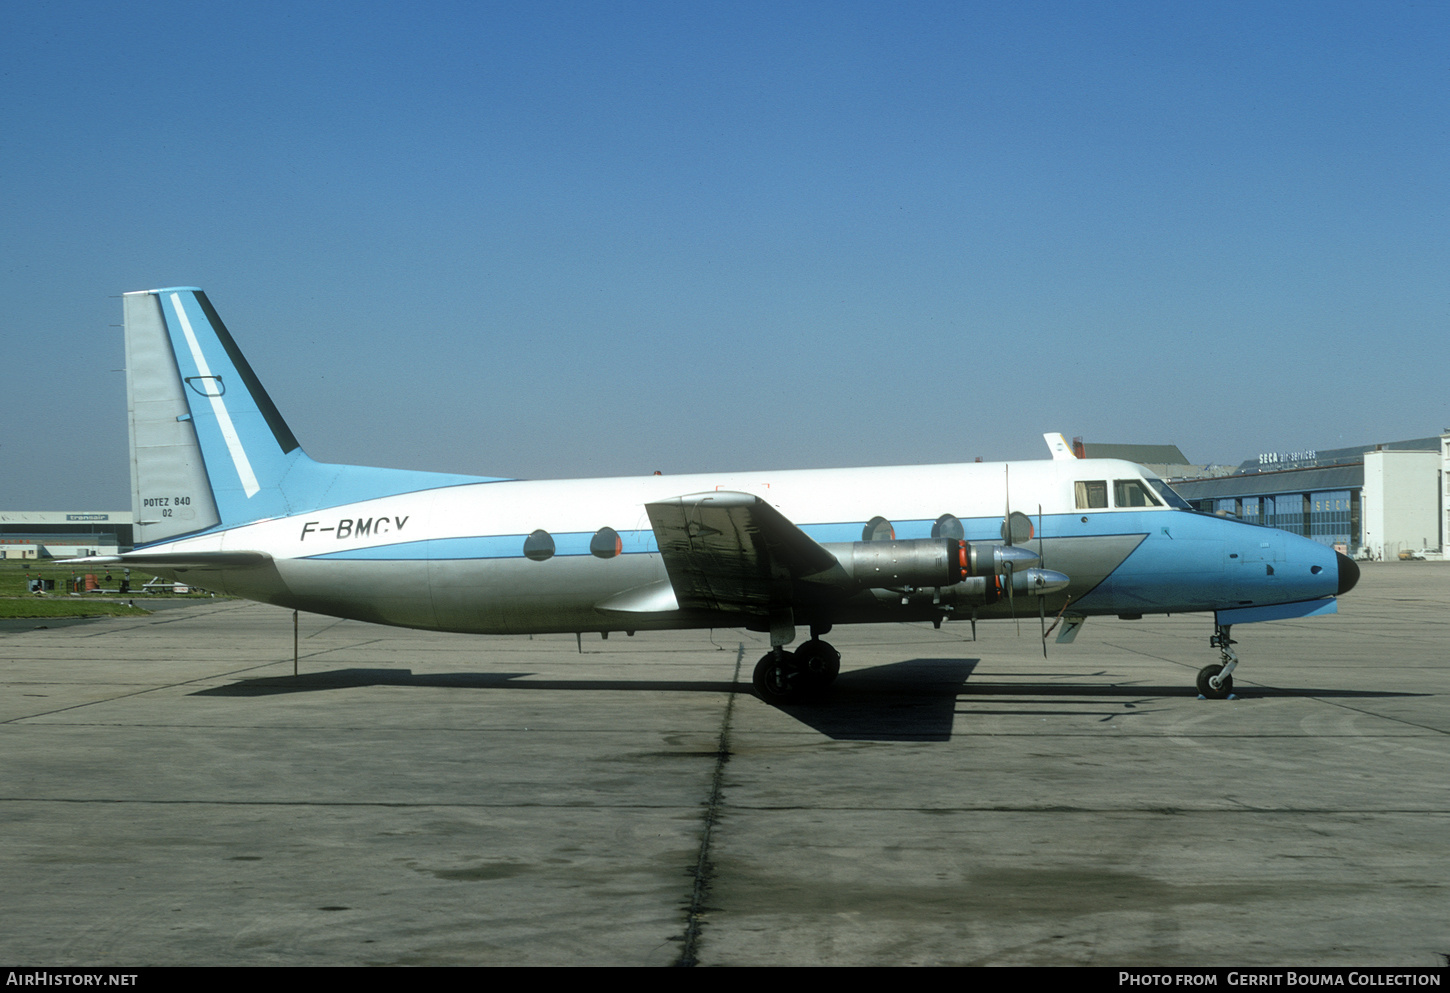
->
<box><xmin>644</xmin><ymin>491</ymin><xmax>841</xmax><ymax>614</ymax></box>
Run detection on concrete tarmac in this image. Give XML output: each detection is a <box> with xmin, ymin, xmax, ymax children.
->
<box><xmin>1</xmin><ymin>563</ymin><xmax>1446</xmax><ymax>966</ymax></box>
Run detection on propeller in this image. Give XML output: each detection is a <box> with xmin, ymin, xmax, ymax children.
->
<box><xmin>1038</xmin><ymin>503</ymin><xmax>1047</xmax><ymax>657</ymax></box>
<box><xmin>1004</xmin><ymin>466</ymin><xmax>1018</xmax><ymax>634</ymax></box>
<box><xmin>997</xmin><ymin>466</ymin><xmax>1068</xmax><ymax>643</ymax></box>
<box><xmin>1031</xmin><ymin>502</ymin><xmax>1077</xmax><ymax>657</ymax></box>
<box><xmin>1001</xmin><ymin>466</ymin><xmax>1036</xmax><ymax>635</ymax></box>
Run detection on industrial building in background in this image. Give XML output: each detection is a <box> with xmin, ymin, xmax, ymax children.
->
<box><xmin>4</xmin><ymin>432</ymin><xmax>1445</xmax><ymax>562</ymax></box>
<box><xmin>1121</xmin><ymin>434</ymin><xmax>1448</xmax><ymax>561</ymax></box>
<box><xmin>0</xmin><ymin>511</ymin><xmax>132</xmax><ymax>558</ymax></box>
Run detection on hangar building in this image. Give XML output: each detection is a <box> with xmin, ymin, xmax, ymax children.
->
<box><xmin>1171</xmin><ymin>435</ymin><xmax>1448</xmax><ymax>560</ymax></box>
<box><xmin>0</xmin><ymin>511</ymin><xmax>132</xmax><ymax>558</ymax></box>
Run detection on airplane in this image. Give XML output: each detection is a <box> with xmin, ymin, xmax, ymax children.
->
<box><xmin>73</xmin><ymin>287</ymin><xmax>1359</xmax><ymax>704</ymax></box>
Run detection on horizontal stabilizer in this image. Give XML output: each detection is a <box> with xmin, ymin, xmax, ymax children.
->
<box><xmin>60</xmin><ymin>551</ymin><xmax>273</xmax><ymax>570</ymax></box>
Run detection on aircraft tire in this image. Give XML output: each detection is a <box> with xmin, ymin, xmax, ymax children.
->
<box><xmin>796</xmin><ymin>639</ymin><xmax>841</xmax><ymax>687</ymax></box>
<box><xmin>1196</xmin><ymin>663</ymin><xmax>1233</xmax><ymax>699</ymax></box>
<box><xmin>753</xmin><ymin>651</ymin><xmax>806</xmax><ymax>705</ymax></box>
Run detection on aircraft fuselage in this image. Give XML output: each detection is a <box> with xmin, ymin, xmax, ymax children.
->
<box><xmin>138</xmin><ymin>458</ymin><xmax>1347</xmax><ymax>636</ymax></box>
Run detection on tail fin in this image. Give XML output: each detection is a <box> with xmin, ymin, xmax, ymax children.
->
<box><xmin>124</xmin><ymin>287</ymin><xmax>496</xmax><ymax>546</ymax></box>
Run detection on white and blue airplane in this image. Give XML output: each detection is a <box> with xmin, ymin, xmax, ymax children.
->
<box><xmin>80</xmin><ymin>287</ymin><xmax>1359</xmax><ymax>703</ymax></box>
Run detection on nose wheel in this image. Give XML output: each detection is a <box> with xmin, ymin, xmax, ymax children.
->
<box><xmin>1196</xmin><ymin>663</ymin><xmax>1233</xmax><ymax>698</ymax></box>
<box><xmin>1199</xmin><ymin>623</ymin><xmax>1239</xmax><ymax>699</ymax></box>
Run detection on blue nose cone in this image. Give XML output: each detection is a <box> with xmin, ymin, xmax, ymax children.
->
<box><xmin>1336</xmin><ymin>552</ymin><xmax>1360</xmax><ymax>595</ymax></box>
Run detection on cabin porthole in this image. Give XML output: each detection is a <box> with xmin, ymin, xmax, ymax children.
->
<box><xmin>590</xmin><ymin>526</ymin><xmax>622</xmax><ymax>559</ymax></box>
<box><xmin>523</xmin><ymin>529</ymin><xmax>555</xmax><ymax>561</ymax></box>
<box><xmin>1001</xmin><ymin>511</ymin><xmax>1034</xmax><ymax>543</ymax></box>
<box><xmin>863</xmin><ymin>516</ymin><xmax>895</xmax><ymax>542</ymax></box>
<box><xmin>931</xmin><ymin>514</ymin><xmax>964</xmax><ymax>540</ymax></box>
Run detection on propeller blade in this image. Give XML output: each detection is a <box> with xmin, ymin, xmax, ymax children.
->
<box><xmin>1038</xmin><ymin>502</ymin><xmax>1046</xmax><ymax>655</ymax></box>
<box><xmin>1004</xmin><ymin>465</ymin><xmax>1017</xmax><ymax>633</ymax></box>
<box><xmin>1003</xmin><ymin>465</ymin><xmax>1011</xmax><ymax>545</ymax></box>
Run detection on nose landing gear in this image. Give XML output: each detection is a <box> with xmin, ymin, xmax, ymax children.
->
<box><xmin>1198</xmin><ymin>623</ymin><xmax>1239</xmax><ymax>699</ymax></box>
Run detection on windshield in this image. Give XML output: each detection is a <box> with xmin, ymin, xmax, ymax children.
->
<box><xmin>1146</xmin><ymin>477</ymin><xmax>1193</xmax><ymax>511</ymax></box>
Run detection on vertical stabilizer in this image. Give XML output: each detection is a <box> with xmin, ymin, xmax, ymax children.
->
<box><xmin>123</xmin><ymin>287</ymin><xmax>498</xmax><ymax>547</ymax></box>
<box><xmin>125</xmin><ymin>290</ymin><xmax>223</xmax><ymax>544</ymax></box>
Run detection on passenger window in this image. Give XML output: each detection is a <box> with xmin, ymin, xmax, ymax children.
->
<box><xmin>1113</xmin><ymin>479</ymin><xmax>1163</xmax><ymax>508</ymax></box>
<box><xmin>1001</xmin><ymin>511</ymin><xmax>1034</xmax><ymax>543</ymax></box>
<box><xmin>1075</xmin><ymin>480</ymin><xmax>1108</xmax><ymax>509</ymax></box>
<box><xmin>590</xmin><ymin>526</ymin><xmax>622</xmax><ymax>559</ymax></box>
<box><xmin>931</xmin><ymin>514</ymin><xmax>964</xmax><ymax>540</ymax></box>
<box><xmin>522</xmin><ymin>530</ymin><xmax>555</xmax><ymax>561</ymax></box>
<box><xmin>863</xmin><ymin>516</ymin><xmax>895</xmax><ymax>542</ymax></box>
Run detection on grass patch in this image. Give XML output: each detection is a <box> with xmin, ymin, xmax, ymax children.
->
<box><xmin>0</xmin><ymin>597</ymin><xmax>153</xmax><ymax>619</ymax></box>
<box><xmin>0</xmin><ymin>560</ymin><xmax>219</xmax><ymax>603</ymax></box>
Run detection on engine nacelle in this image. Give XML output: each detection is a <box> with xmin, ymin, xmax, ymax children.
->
<box><xmin>916</xmin><ymin>567</ymin><xmax>1072</xmax><ymax>608</ymax></box>
<box><xmin>837</xmin><ymin>539</ymin><xmax>1043</xmax><ymax>589</ymax></box>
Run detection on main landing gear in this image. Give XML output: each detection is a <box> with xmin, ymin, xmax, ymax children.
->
<box><xmin>752</xmin><ymin>638</ymin><xmax>841</xmax><ymax>705</ymax></box>
<box><xmin>1197</xmin><ymin>623</ymin><xmax>1239</xmax><ymax>699</ymax></box>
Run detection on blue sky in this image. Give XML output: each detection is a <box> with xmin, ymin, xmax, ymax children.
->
<box><xmin>3</xmin><ymin>1</ymin><xmax>1446</xmax><ymax>508</ymax></box>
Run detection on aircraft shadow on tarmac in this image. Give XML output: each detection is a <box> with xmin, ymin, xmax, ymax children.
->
<box><xmin>192</xmin><ymin>669</ymin><xmax>741</xmax><ymax>695</ymax></box>
<box><xmin>190</xmin><ymin>659</ymin><xmax>1423</xmax><ymax>744</ymax></box>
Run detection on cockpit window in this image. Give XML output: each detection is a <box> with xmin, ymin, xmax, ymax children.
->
<box><xmin>1114</xmin><ymin>479</ymin><xmax>1163</xmax><ymax>507</ymax></box>
<box><xmin>1146</xmin><ymin>477</ymin><xmax>1193</xmax><ymax>510</ymax></box>
<box><xmin>1075</xmin><ymin>480</ymin><xmax>1108</xmax><ymax>509</ymax></box>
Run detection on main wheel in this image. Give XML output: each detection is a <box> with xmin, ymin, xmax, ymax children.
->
<box><xmin>796</xmin><ymin>639</ymin><xmax>841</xmax><ymax>687</ymax></box>
<box><xmin>753</xmin><ymin>651</ymin><xmax>805</xmax><ymax>705</ymax></box>
<box><xmin>800</xmin><ymin>637</ymin><xmax>846</xmax><ymax>684</ymax></box>
<box><xmin>1196</xmin><ymin>663</ymin><xmax>1233</xmax><ymax>699</ymax></box>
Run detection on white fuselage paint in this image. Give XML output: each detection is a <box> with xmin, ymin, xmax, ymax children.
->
<box><xmin>132</xmin><ymin>458</ymin><xmax>1184</xmax><ymax>634</ymax></box>
<box><xmin>168</xmin><ymin>459</ymin><xmax>1120</xmax><ymax>559</ymax></box>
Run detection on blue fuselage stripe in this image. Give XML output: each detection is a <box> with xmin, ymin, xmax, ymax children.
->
<box><xmin>301</xmin><ymin>511</ymin><xmax>1176</xmax><ymax>561</ymax></box>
